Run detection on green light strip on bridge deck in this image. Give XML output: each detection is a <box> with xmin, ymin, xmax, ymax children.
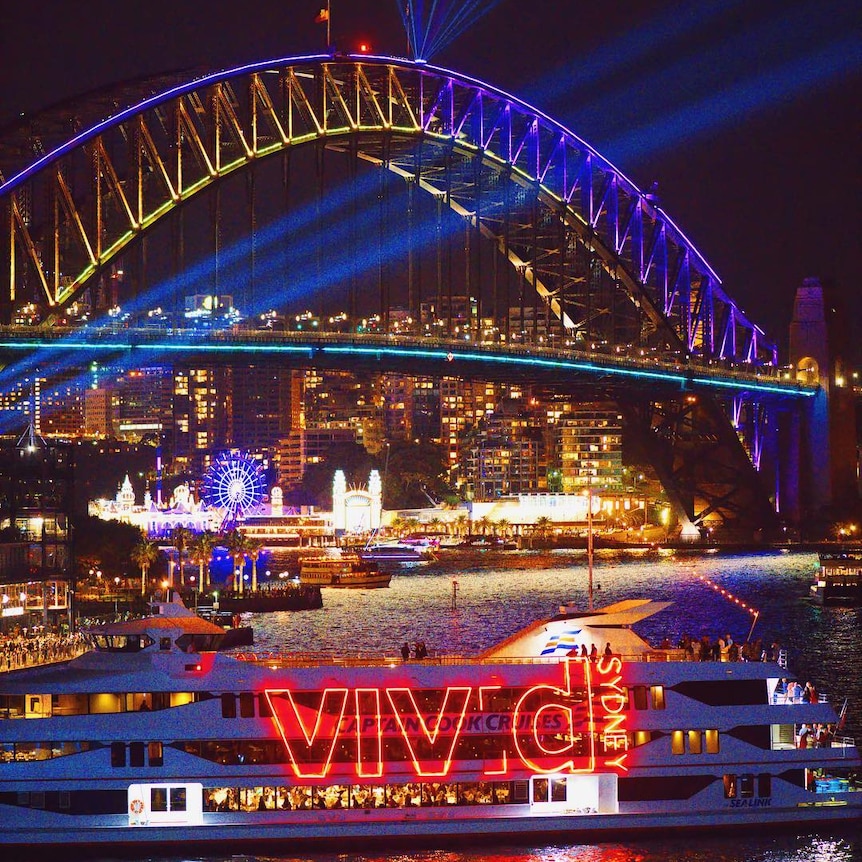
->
<box><xmin>689</xmin><ymin>376</ymin><xmax>816</xmax><ymax>397</ymax></box>
<box><xmin>0</xmin><ymin>338</ymin><xmax>814</xmax><ymax>397</ymax></box>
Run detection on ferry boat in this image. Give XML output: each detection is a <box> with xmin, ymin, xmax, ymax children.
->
<box><xmin>811</xmin><ymin>554</ymin><xmax>862</xmax><ymax>605</ymax></box>
<box><xmin>0</xmin><ymin>598</ymin><xmax>858</xmax><ymax>854</ymax></box>
<box><xmin>299</xmin><ymin>553</ymin><xmax>392</xmax><ymax>588</ymax></box>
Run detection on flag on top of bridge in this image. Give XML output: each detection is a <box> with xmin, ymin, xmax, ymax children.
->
<box><xmin>315</xmin><ymin>7</ymin><xmax>329</xmax><ymax>23</ymax></box>
<box><xmin>541</xmin><ymin>628</ymin><xmax>582</xmax><ymax>656</ymax></box>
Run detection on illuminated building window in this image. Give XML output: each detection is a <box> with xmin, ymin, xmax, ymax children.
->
<box><xmin>671</xmin><ymin>731</ymin><xmax>685</xmax><ymax>755</ymax></box>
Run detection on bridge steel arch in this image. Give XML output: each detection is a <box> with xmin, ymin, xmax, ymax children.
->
<box><xmin>0</xmin><ymin>54</ymin><xmax>797</xmax><ymax>536</ymax></box>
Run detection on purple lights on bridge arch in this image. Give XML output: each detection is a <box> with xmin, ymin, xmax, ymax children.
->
<box><xmin>0</xmin><ymin>52</ymin><xmax>775</xmax><ymax>370</ymax></box>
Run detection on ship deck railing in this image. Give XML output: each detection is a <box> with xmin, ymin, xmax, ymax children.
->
<box><xmin>230</xmin><ymin>647</ymin><xmax>758</xmax><ymax>668</ymax></box>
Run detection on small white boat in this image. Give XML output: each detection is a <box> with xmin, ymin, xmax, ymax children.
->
<box><xmin>810</xmin><ymin>554</ymin><xmax>862</xmax><ymax>605</ymax></box>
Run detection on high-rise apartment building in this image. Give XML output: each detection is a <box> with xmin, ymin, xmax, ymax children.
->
<box><xmin>115</xmin><ymin>367</ymin><xmax>173</xmax><ymax>443</ymax></box>
<box><xmin>555</xmin><ymin>403</ymin><xmax>624</xmax><ymax>493</ymax></box>
<box><xmin>462</xmin><ymin>395</ymin><xmax>546</xmax><ymax>499</ymax></box>
<box><xmin>172</xmin><ymin>366</ymin><xmax>231</xmax><ymax>474</ymax></box>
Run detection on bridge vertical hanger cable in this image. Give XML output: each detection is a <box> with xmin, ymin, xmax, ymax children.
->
<box><xmin>503</xmin><ymin>173</ymin><xmax>511</xmax><ymax>343</ymax></box>
<box><xmin>473</xmin><ymin>154</ymin><xmax>482</xmax><ymax>342</ymax></box>
<box><xmin>557</xmin><ymin>207</ymin><xmax>566</xmax><ymax>347</ymax></box>
<box><xmin>281</xmin><ymin>146</ymin><xmax>292</xmax><ymax>325</ymax></box>
<box><xmin>316</xmin><ymin>142</ymin><xmax>325</xmax><ymax>321</ymax></box>
<box><xmin>445</xmin><ymin>150</ymin><xmax>453</xmax><ymax>334</ymax></box>
<box><xmin>463</xmin><ymin>216</ymin><xmax>471</xmax><ymax>336</ymax></box>
<box><xmin>377</xmin><ymin>166</ymin><xmax>385</xmax><ymax>331</ymax></box>
<box><xmin>435</xmin><ymin>195</ymin><xmax>443</xmax><ymax>329</ymax></box>
<box><xmin>349</xmin><ymin>138</ymin><xmax>358</xmax><ymax>327</ymax></box>
<box><xmin>248</xmin><ymin>161</ymin><xmax>257</xmax><ymax>316</ymax></box>
<box><xmin>531</xmin><ymin>193</ymin><xmax>538</xmax><ymax>344</ymax></box>
<box><xmin>415</xmin><ymin>147</ymin><xmax>424</xmax><ymax>322</ymax></box>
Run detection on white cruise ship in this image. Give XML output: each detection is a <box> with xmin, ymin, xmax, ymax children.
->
<box><xmin>0</xmin><ymin>598</ymin><xmax>858</xmax><ymax>853</ymax></box>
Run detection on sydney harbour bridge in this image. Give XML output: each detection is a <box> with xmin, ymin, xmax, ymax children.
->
<box><xmin>0</xmin><ymin>53</ymin><xmax>821</xmax><ymax>538</ymax></box>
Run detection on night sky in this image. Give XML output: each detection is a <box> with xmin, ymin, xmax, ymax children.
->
<box><xmin>2</xmin><ymin>0</ymin><xmax>860</xmax><ymax>361</ymax></box>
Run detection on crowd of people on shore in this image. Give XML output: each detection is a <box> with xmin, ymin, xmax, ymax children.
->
<box><xmin>0</xmin><ymin>629</ymin><xmax>89</xmax><ymax>672</ymax></box>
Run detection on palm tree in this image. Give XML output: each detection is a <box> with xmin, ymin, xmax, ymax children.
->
<box><xmin>170</xmin><ymin>526</ymin><xmax>193</xmax><ymax>588</ymax></box>
<box><xmin>497</xmin><ymin>518</ymin><xmax>510</xmax><ymax>538</ymax></box>
<box><xmin>224</xmin><ymin>529</ymin><xmax>250</xmax><ymax>595</ymax></box>
<box><xmin>189</xmin><ymin>530</ymin><xmax>217</xmax><ymax>593</ymax></box>
<box><xmin>455</xmin><ymin>514</ymin><xmax>469</xmax><ymax>538</ymax></box>
<box><xmin>246</xmin><ymin>537</ymin><xmax>264</xmax><ymax>592</ymax></box>
<box><xmin>534</xmin><ymin>516</ymin><xmax>553</xmax><ymax>540</ymax></box>
<box><xmin>130</xmin><ymin>538</ymin><xmax>159</xmax><ymax>597</ymax></box>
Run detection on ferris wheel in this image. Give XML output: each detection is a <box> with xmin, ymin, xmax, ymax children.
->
<box><xmin>202</xmin><ymin>452</ymin><xmax>266</xmax><ymax>525</ymax></box>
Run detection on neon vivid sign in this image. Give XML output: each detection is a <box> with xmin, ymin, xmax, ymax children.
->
<box><xmin>265</xmin><ymin>656</ymin><xmax>628</xmax><ymax>780</ymax></box>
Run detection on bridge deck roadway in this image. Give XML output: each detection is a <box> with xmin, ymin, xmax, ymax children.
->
<box><xmin>0</xmin><ymin>326</ymin><xmax>815</xmax><ymax>398</ymax></box>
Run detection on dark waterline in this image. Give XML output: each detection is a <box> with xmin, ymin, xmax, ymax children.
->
<box><xmin>85</xmin><ymin>549</ymin><xmax>862</xmax><ymax>862</ymax></box>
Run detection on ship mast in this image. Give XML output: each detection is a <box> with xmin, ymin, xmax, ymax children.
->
<box><xmin>587</xmin><ymin>473</ymin><xmax>594</xmax><ymax>610</ymax></box>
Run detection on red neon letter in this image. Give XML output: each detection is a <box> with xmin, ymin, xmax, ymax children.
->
<box><xmin>355</xmin><ymin>688</ymin><xmax>383</xmax><ymax>778</ymax></box>
<box><xmin>386</xmin><ymin>686</ymin><xmax>472</xmax><ymax>777</ymax></box>
<box><xmin>512</xmin><ymin>660</ymin><xmax>594</xmax><ymax>774</ymax></box>
<box><xmin>266</xmin><ymin>688</ymin><xmax>348</xmax><ymax>779</ymax></box>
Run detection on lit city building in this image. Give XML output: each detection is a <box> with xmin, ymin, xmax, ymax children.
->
<box><xmin>0</xmin><ymin>427</ymin><xmax>75</xmax><ymax>631</ymax></box>
<box><xmin>556</xmin><ymin>403</ymin><xmax>625</xmax><ymax>494</ymax></box>
<box><xmin>463</xmin><ymin>396</ymin><xmax>547</xmax><ymax>500</ymax></box>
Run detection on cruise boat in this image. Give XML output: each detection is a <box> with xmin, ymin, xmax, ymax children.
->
<box><xmin>0</xmin><ymin>598</ymin><xmax>858</xmax><ymax>854</ymax></box>
<box><xmin>358</xmin><ymin>540</ymin><xmax>436</xmax><ymax>563</ymax></box>
<box><xmin>811</xmin><ymin>554</ymin><xmax>862</xmax><ymax>605</ymax></box>
<box><xmin>299</xmin><ymin>553</ymin><xmax>392</xmax><ymax>588</ymax></box>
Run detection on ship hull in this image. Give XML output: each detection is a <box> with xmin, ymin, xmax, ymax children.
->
<box><xmin>3</xmin><ymin>800</ymin><xmax>860</xmax><ymax>855</ymax></box>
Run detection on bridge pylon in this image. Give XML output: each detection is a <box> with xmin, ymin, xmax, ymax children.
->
<box><xmin>787</xmin><ymin>277</ymin><xmax>858</xmax><ymax>524</ymax></box>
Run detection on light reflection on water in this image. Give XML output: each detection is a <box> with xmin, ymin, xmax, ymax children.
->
<box><xmin>131</xmin><ymin>550</ymin><xmax>862</xmax><ymax>862</ymax></box>
<box><xmin>249</xmin><ymin>549</ymin><xmax>859</xmax><ymax>742</ymax></box>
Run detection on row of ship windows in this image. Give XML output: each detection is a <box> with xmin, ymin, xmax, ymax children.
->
<box><xmin>0</xmin><ymin>686</ymin><xmax>667</xmax><ymax>721</ymax></box>
<box><xmin>204</xmin><ymin>780</ymin><xmax>524</xmax><ymax>811</ymax></box>
<box><xmin>724</xmin><ymin>773</ymin><xmax>771</xmax><ymax>798</ymax></box>
<box><xmin>2</xmin><ymin>732</ymin><xmax>674</xmax><ymax>766</ymax></box>
<box><xmin>1</xmin><ymin>773</ymin><xmax>807</xmax><ymax>815</ymax></box>
<box><xmin>671</xmin><ymin>730</ymin><xmax>721</xmax><ymax>755</ymax></box>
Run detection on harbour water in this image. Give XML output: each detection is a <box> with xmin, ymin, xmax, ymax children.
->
<box><xmin>106</xmin><ymin>548</ymin><xmax>862</xmax><ymax>862</ymax></box>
